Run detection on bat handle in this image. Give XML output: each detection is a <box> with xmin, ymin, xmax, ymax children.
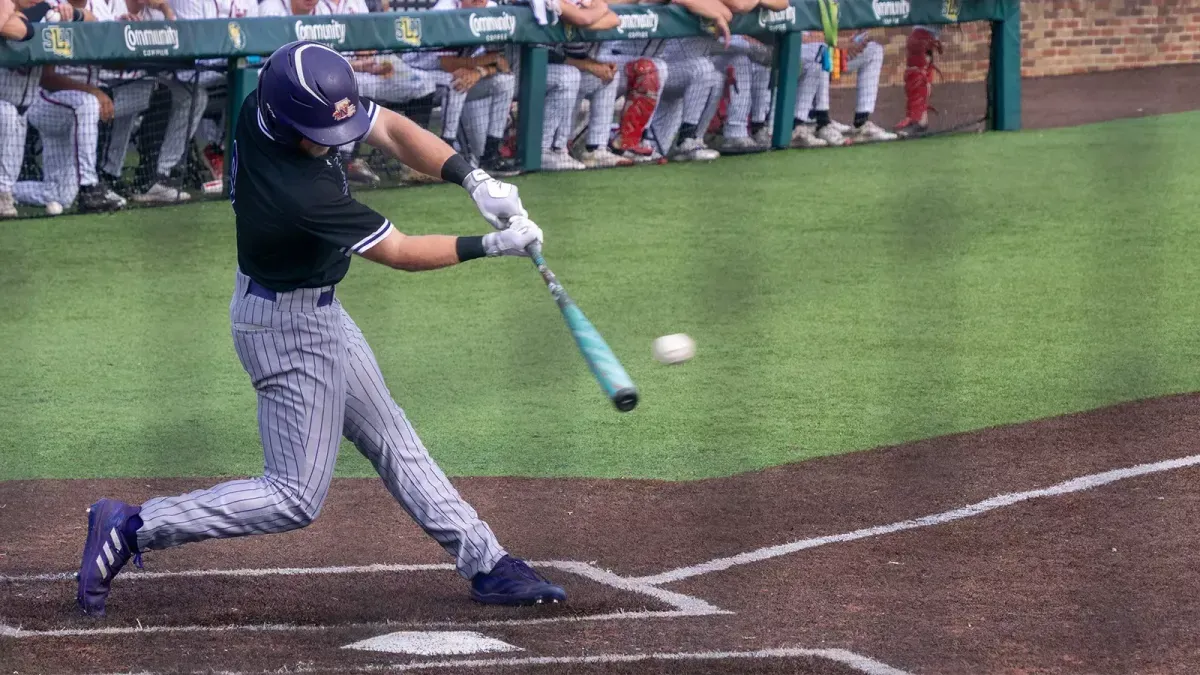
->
<box><xmin>526</xmin><ymin>242</ymin><xmax>544</xmax><ymax>265</ymax></box>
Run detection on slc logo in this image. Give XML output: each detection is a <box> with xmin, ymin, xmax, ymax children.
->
<box><xmin>42</xmin><ymin>25</ymin><xmax>74</xmax><ymax>58</ymax></box>
<box><xmin>394</xmin><ymin>16</ymin><xmax>421</xmax><ymax>47</ymax></box>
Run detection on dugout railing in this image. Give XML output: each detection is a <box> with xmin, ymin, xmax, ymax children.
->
<box><xmin>0</xmin><ymin>0</ymin><xmax>1020</xmax><ymax>214</ymax></box>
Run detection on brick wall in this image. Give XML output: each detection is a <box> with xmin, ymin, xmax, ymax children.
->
<box><xmin>827</xmin><ymin>0</ymin><xmax>1199</xmax><ymax>89</ymax></box>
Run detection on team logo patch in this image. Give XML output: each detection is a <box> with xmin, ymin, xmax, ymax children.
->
<box><xmin>394</xmin><ymin>16</ymin><xmax>422</xmax><ymax>47</ymax></box>
<box><xmin>228</xmin><ymin>21</ymin><xmax>247</xmax><ymax>50</ymax></box>
<box><xmin>41</xmin><ymin>25</ymin><xmax>74</xmax><ymax>58</ymax></box>
<box><xmin>942</xmin><ymin>0</ymin><xmax>960</xmax><ymax>21</ymax></box>
<box><xmin>332</xmin><ymin>98</ymin><xmax>356</xmax><ymax>121</ymax></box>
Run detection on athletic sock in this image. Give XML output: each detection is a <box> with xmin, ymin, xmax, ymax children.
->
<box><xmin>678</xmin><ymin>122</ymin><xmax>698</xmax><ymax>140</ymax></box>
<box><xmin>483</xmin><ymin>136</ymin><xmax>503</xmax><ymax>159</ymax></box>
<box><xmin>586</xmin><ymin>144</ymin><xmax>599</xmax><ymax>152</ymax></box>
<box><xmin>793</xmin><ymin>116</ymin><xmax>810</xmax><ymax>129</ymax></box>
<box><xmin>854</xmin><ymin>112</ymin><xmax>869</xmax><ymax>128</ymax></box>
<box><xmin>122</xmin><ymin>514</ymin><xmax>143</xmax><ymax>553</ymax></box>
<box><xmin>749</xmin><ymin>121</ymin><xmax>765</xmax><ymax>136</ymax></box>
<box><xmin>813</xmin><ymin>109</ymin><xmax>831</xmax><ymax>129</ymax></box>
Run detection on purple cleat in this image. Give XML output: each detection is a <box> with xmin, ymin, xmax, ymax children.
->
<box><xmin>76</xmin><ymin>498</ymin><xmax>142</xmax><ymax>617</ymax></box>
<box><xmin>470</xmin><ymin>555</ymin><xmax>567</xmax><ymax>606</ymax></box>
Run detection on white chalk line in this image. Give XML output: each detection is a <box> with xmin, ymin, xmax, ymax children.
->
<box><xmin>0</xmin><ymin>610</ymin><xmax>712</xmax><ymax>640</ymax></box>
<box><xmin>0</xmin><ymin>560</ymin><xmax>725</xmax><ymax>640</ymax></box>
<box><xmin>163</xmin><ymin>647</ymin><xmax>910</xmax><ymax>675</ymax></box>
<box><xmin>632</xmin><ymin>453</ymin><xmax>1200</xmax><ymax>586</ymax></box>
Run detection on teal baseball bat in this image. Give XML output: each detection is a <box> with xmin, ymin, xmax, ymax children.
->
<box><xmin>527</xmin><ymin>242</ymin><xmax>639</xmax><ymax>412</ymax></box>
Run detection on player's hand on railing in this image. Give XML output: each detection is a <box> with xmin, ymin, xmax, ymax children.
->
<box><xmin>451</xmin><ymin>67</ymin><xmax>481</xmax><ymax>92</ymax></box>
<box><xmin>483</xmin><ymin>217</ymin><xmax>543</xmax><ymax>257</ymax></box>
<box><xmin>465</xmin><ymin>169</ymin><xmax>529</xmax><ymax>231</ymax></box>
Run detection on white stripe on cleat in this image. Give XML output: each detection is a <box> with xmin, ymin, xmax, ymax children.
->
<box><xmin>95</xmin><ymin>555</ymin><xmax>108</xmax><ymax>578</ymax></box>
<box><xmin>110</xmin><ymin>529</ymin><xmax>123</xmax><ymax>552</ymax></box>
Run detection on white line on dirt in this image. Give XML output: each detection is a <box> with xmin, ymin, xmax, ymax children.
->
<box><xmin>631</xmin><ymin>453</ymin><xmax>1200</xmax><ymax>586</ymax></box>
<box><xmin>0</xmin><ymin>562</ymin><xmax>458</xmax><ymax>584</ymax></box>
<box><xmin>0</xmin><ymin>610</ymin><xmax>711</xmax><ymax>640</ymax></box>
<box><xmin>298</xmin><ymin>647</ymin><xmax>912</xmax><ymax>674</ymax></box>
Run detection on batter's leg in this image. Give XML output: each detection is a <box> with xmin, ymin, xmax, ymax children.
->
<box><xmin>338</xmin><ymin>308</ymin><xmax>507</xmax><ymax>579</ymax></box>
<box><xmin>134</xmin><ymin>273</ymin><xmax>348</xmax><ymax>551</ymax></box>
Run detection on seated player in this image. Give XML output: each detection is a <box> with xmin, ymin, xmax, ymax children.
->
<box><xmin>13</xmin><ymin>4</ymin><xmax>128</xmax><ymax>213</ymax></box>
<box><xmin>711</xmin><ymin>35</ymin><xmax>773</xmax><ymax>153</ymax></box>
<box><xmin>895</xmin><ymin>24</ymin><xmax>941</xmax><ymax>136</ymax></box>
<box><xmin>168</xmin><ymin>0</ymin><xmax>258</xmax><ymax>183</ymax></box>
<box><xmin>0</xmin><ymin>0</ymin><xmax>57</xmax><ymax>217</ymax></box>
<box><xmin>98</xmin><ymin>0</ymin><xmax>195</xmax><ymax>203</ymax></box>
<box><xmin>537</xmin><ymin>0</ymin><xmax>622</xmax><ymax>169</ymax></box>
<box><xmin>793</xmin><ymin>32</ymin><xmax>897</xmax><ymax>147</ymax></box>
<box><xmin>402</xmin><ymin>0</ymin><xmax>518</xmax><ymax>174</ymax></box>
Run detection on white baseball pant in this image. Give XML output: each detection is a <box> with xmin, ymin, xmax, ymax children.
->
<box><xmin>796</xmin><ymin>42</ymin><xmax>828</xmax><ymax>123</ymax></box>
<box><xmin>460</xmin><ymin>73</ymin><xmax>515</xmax><ymax>160</ymax></box>
<box><xmin>650</xmin><ymin>56</ymin><xmax>722</xmax><ymax>151</ymax></box>
<box><xmin>14</xmin><ymin>90</ymin><xmax>101</xmax><ymax>207</ymax></box>
<box><xmin>541</xmin><ymin>63</ymin><xmax>581</xmax><ymax>151</ymax></box>
<box><xmin>845</xmin><ymin>41</ymin><xmax>884</xmax><ymax>115</ymax></box>
<box><xmin>575</xmin><ymin>69</ymin><xmax>618</xmax><ymax>148</ymax></box>
<box><xmin>101</xmin><ymin>77</ymin><xmax>202</xmax><ymax>180</ymax></box>
<box><xmin>0</xmin><ymin>100</ymin><xmax>27</xmax><ymax>194</ymax></box>
<box><xmin>713</xmin><ymin>54</ymin><xmax>771</xmax><ymax>139</ymax></box>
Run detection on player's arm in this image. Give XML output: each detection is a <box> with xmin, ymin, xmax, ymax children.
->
<box><xmin>363</xmin><ymin>104</ymin><xmax>530</xmax><ymax>231</ymax></box>
<box><xmin>1</xmin><ymin>9</ymin><xmax>32</xmax><ymax>39</ymax></box>
<box><xmin>361</xmin><ymin>219</ymin><xmax>542</xmax><ymax>271</ymax></box>
<box><xmin>557</xmin><ymin>0</ymin><xmax>615</xmax><ymax>28</ymax></box>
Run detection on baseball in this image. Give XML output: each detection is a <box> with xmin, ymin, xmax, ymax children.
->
<box><xmin>652</xmin><ymin>333</ymin><xmax>695</xmax><ymax>365</ymax></box>
<box><xmin>45</xmin><ymin>9</ymin><xmax>61</xmax><ymax>21</ymax></box>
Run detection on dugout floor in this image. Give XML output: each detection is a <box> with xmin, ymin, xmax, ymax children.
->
<box><xmin>3</xmin><ymin>392</ymin><xmax>1200</xmax><ymax>674</ymax></box>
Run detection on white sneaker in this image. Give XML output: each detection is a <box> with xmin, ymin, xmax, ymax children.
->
<box><xmin>132</xmin><ymin>182</ymin><xmax>192</xmax><ymax>204</ymax></box>
<box><xmin>752</xmin><ymin>126</ymin><xmax>773</xmax><ymax>148</ymax></box>
<box><xmin>721</xmin><ymin>135</ymin><xmax>763</xmax><ymax>153</ymax></box>
<box><xmin>541</xmin><ymin>149</ymin><xmax>585</xmax><ymax>171</ymax></box>
<box><xmin>576</xmin><ymin>146</ymin><xmax>629</xmax><ymax>169</ymax></box>
<box><xmin>105</xmin><ymin>188</ymin><xmax>128</xmax><ymax>208</ymax></box>
<box><xmin>0</xmin><ymin>191</ymin><xmax>16</xmax><ymax>218</ymax></box>
<box><xmin>816</xmin><ymin>124</ymin><xmax>850</xmax><ymax>146</ymax></box>
<box><xmin>828</xmin><ymin>119</ymin><xmax>854</xmax><ymax>134</ymax></box>
<box><xmin>790</xmin><ymin>124</ymin><xmax>828</xmax><ymax>148</ymax></box>
<box><xmin>670</xmin><ymin>137</ymin><xmax>720</xmax><ymax>162</ymax></box>
<box><xmin>853</xmin><ymin>120</ymin><xmax>900</xmax><ymax>142</ymax></box>
<box><xmin>45</xmin><ymin>201</ymin><xmax>63</xmax><ymax>216</ymax></box>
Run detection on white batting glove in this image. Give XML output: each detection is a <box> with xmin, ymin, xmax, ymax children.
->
<box><xmin>465</xmin><ymin>169</ymin><xmax>528</xmax><ymax>231</ymax></box>
<box><xmin>483</xmin><ymin>217</ymin><xmax>543</xmax><ymax>257</ymax></box>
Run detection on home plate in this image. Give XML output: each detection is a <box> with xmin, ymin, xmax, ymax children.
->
<box><xmin>342</xmin><ymin>631</ymin><xmax>522</xmax><ymax>656</ymax></box>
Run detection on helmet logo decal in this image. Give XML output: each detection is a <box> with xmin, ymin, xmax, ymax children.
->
<box><xmin>332</xmin><ymin>98</ymin><xmax>356</xmax><ymax>121</ymax></box>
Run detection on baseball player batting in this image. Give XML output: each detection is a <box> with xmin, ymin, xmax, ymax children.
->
<box><xmin>77</xmin><ymin>40</ymin><xmax>567</xmax><ymax>616</ymax></box>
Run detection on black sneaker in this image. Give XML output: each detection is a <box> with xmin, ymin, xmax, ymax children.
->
<box><xmin>479</xmin><ymin>154</ymin><xmax>521</xmax><ymax>177</ymax></box>
<box><xmin>77</xmin><ymin>184</ymin><xmax>125</xmax><ymax>213</ymax></box>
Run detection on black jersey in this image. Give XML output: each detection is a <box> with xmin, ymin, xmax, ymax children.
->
<box><xmin>230</xmin><ymin>90</ymin><xmax>392</xmax><ymax>292</ymax></box>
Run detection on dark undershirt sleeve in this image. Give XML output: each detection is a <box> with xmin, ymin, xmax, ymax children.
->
<box><xmin>292</xmin><ymin>171</ymin><xmax>393</xmax><ymax>255</ymax></box>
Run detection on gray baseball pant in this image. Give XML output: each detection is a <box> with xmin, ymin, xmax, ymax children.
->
<box><xmin>135</xmin><ymin>270</ymin><xmax>508</xmax><ymax>580</ymax></box>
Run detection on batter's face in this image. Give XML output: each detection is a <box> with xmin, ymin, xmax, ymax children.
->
<box><xmin>299</xmin><ymin>139</ymin><xmax>331</xmax><ymax>157</ymax></box>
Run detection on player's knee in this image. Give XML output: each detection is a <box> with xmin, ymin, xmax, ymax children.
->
<box><xmin>491</xmin><ymin>72</ymin><xmax>516</xmax><ymax>97</ymax></box>
<box><xmin>266</xmin><ymin>479</ymin><xmax>324</xmax><ymax>529</ymax></box>
<box><xmin>78</xmin><ymin>96</ymin><xmax>101</xmax><ymax>123</ymax></box>
<box><xmin>557</xmin><ymin>65</ymin><xmax>581</xmax><ymax>91</ymax></box>
<box><xmin>865</xmin><ymin>42</ymin><xmax>884</xmax><ymax>64</ymax></box>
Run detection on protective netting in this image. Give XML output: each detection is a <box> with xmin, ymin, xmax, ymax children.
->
<box><xmin>2</xmin><ymin>20</ymin><xmax>991</xmax><ymax>217</ymax></box>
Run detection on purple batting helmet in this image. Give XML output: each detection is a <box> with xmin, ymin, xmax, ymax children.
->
<box><xmin>256</xmin><ymin>40</ymin><xmax>371</xmax><ymax>147</ymax></box>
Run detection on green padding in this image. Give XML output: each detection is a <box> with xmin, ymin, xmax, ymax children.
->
<box><xmin>0</xmin><ymin>0</ymin><xmax>1013</xmax><ymax>67</ymax></box>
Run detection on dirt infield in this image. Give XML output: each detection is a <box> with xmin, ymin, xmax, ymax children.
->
<box><xmin>3</xmin><ymin>393</ymin><xmax>1200</xmax><ymax>674</ymax></box>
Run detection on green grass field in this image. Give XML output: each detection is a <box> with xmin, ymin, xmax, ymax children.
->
<box><xmin>2</xmin><ymin>112</ymin><xmax>1198</xmax><ymax>482</ymax></box>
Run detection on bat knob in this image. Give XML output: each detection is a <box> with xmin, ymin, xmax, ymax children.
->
<box><xmin>612</xmin><ymin>388</ymin><xmax>639</xmax><ymax>412</ymax></box>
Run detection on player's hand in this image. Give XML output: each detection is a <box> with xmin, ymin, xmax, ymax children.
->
<box><xmin>590</xmin><ymin>62</ymin><xmax>617</xmax><ymax>83</ymax></box>
<box><xmin>375</xmin><ymin>59</ymin><xmax>395</xmax><ymax>77</ymax></box>
<box><xmin>91</xmin><ymin>88</ymin><xmax>114</xmax><ymax>121</ymax></box>
<box><xmin>451</xmin><ymin>68</ymin><xmax>481</xmax><ymax>92</ymax></box>
<box><xmin>493</xmin><ymin>55</ymin><xmax>511</xmax><ymax>73</ymax></box>
<box><xmin>465</xmin><ymin>169</ymin><xmax>528</xmax><ymax>230</ymax></box>
<box><xmin>146</xmin><ymin>0</ymin><xmax>168</xmax><ymax>10</ymax></box>
<box><xmin>483</xmin><ymin>216</ymin><xmax>543</xmax><ymax>257</ymax></box>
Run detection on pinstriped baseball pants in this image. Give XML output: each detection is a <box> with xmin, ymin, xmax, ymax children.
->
<box><xmin>136</xmin><ymin>270</ymin><xmax>507</xmax><ymax>579</ymax></box>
